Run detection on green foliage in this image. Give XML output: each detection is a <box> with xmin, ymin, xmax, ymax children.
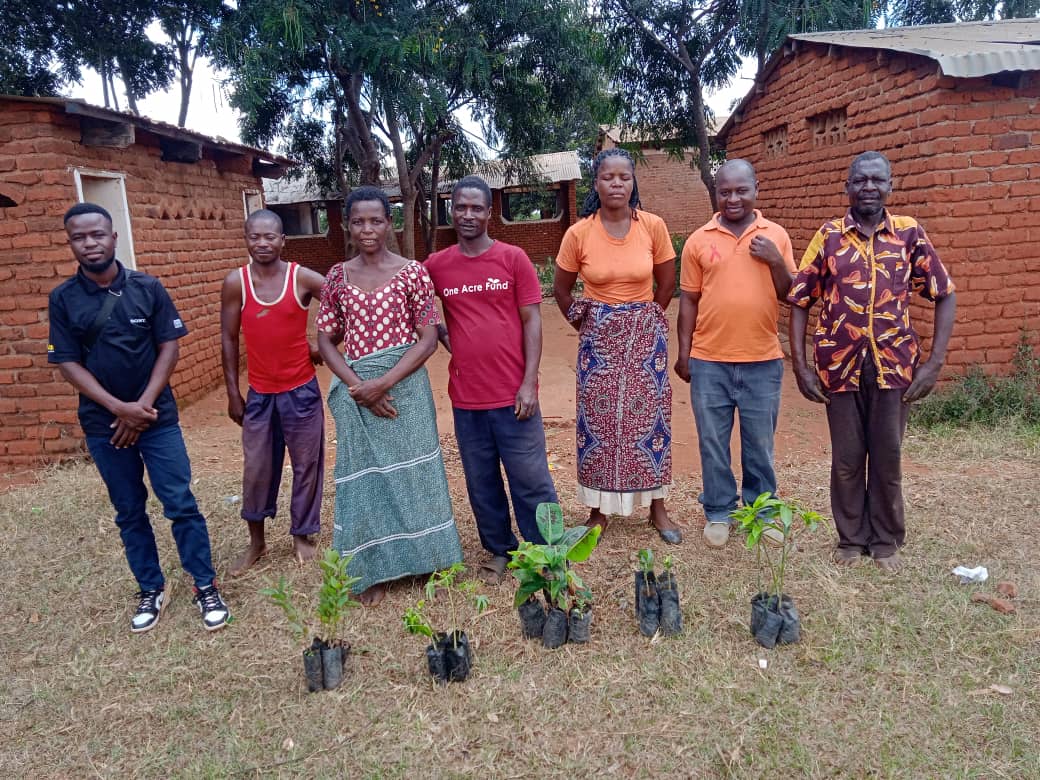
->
<box><xmin>508</xmin><ymin>502</ymin><xmax>601</xmax><ymax>611</ymax></box>
<box><xmin>260</xmin><ymin>549</ymin><xmax>360</xmax><ymax>646</ymax></box>
<box><xmin>731</xmin><ymin>493</ymin><xmax>823</xmax><ymax>601</ymax></box>
<box><xmin>662</xmin><ymin>555</ymin><xmax>674</xmax><ymax>573</ymax></box>
<box><xmin>403</xmin><ymin>563</ymin><xmax>488</xmax><ymax>648</ymax></box>
<box><xmin>910</xmin><ymin>336</ymin><xmax>1040</xmax><ymax>436</ymax></box>
<box><xmin>637</xmin><ymin>548</ymin><xmax>654</xmax><ymax>575</ymax></box>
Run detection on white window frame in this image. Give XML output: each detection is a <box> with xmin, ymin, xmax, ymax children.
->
<box><xmin>72</xmin><ymin>168</ymin><xmax>137</xmax><ymax>269</ymax></box>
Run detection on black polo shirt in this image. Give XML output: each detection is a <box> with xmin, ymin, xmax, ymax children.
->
<box><xmin>48</xmin><ymin>261</ymin><xmax>188</xmax><ymax>437</ymax></box>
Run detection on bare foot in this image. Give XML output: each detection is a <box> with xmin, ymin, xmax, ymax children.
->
<box><xmin>293</xmin><ymin>534</ymin><xmax>318</xmax><ymax>563</ymax></box>
<box><xmin>874</xmin><ymin>551</ymin><xmax>904</xmax><ymax>573</ymax></box>
<box><xmin>833</xmin><ymin>547</ymin><xmax>863</xmax><ymax>567</ymax></box>
<box><xmin>648</xmin><ymin>500</ymin><xmax>680</xmax><ymax>532</ymax></box>
<box><xmin>230</xmin><ymin>544</ymin><xmax>268</xmax><ymax>577</ymax></box>
<box><xmin>358</xmin><ymin>583</ymin><xmax>387</xmax><ymax>607</ymax></box>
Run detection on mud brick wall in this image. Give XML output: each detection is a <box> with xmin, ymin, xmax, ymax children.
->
<box><xmin>386</xmin><ymin>180</ymin><xmax>580</xmax><ymax>264</ymax></box>
<box><xmin>723</xmin><ymin>45</ymin><xmax>1040</xmax><ymax>377</ymax></box>
<box><xmin>0</xmin><ymin>101</ymin><xmax>267</xmax><ymax>468</ymax></box>
<box><xmin>282</xmin><ymin>201</ymin><xmax>346</xmax><ymax>277</ymax></box>
<box><xmin>630</xmin><ymin>148</ymin><xmax>714</xmax><ymax>239</ymax></box>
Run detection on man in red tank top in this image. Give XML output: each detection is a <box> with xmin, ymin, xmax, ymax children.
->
<box><xmin>220</xmin><ymin>209</ymin><xmax>327</xmax><ymax>574</ymax></box>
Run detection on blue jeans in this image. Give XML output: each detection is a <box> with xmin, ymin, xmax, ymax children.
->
<box><xmin>689</xmin><ymin>358</ymin><xmax>783</xmax><ymax>523</ymax></box>
<box><xmin>453</xmin><ymin>406</ymin><xmax>558</xmax><ymax>556</ymax></box>
<box><xmin>86</xmin><ymin>423</ymin><xmax>217</xmax><ymax>591</ymax></box>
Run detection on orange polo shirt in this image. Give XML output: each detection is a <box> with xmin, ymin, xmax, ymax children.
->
<box><xmin>556</xmin><ymin>210</ymin><xmax>674</xmax><ymax>304</ymax></box>
<box><xmin>680</xmin><ymin>210</ymin><xmax>795</xmax><ymax>362</ymax></box>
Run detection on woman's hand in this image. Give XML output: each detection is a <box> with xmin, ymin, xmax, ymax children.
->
<box><xmin>349</xmin><ymin>378</ymin><xmax>390</xmax><ymax>408</ymax></box>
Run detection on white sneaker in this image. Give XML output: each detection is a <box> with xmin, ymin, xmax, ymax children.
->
<box><xmin>192</xmin><ymin>584</ymin><xmax>230</xmax><ymax>631</ymax></box>
<box><xmin>131</xmin><ymin>589</ymin><xmax>167</xmax><ymax>633</ymax></box>
<box><xmin>703</xmin><ymin>522</ymin><xmax>730</xmax><ymax>548</ymax></box>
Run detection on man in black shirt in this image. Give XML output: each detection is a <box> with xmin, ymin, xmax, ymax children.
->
<box><xmin>48</xmin><ymin>202</ymin><xmax>229</xmax><ymax>633</ymax></box>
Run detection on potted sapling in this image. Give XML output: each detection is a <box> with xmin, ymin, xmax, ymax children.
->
<box><xmin>261</xmin><ymin>549</ymin><xmax>361</xmax><ymax>692</ymax></box>
<box><xmin>568</xmin><ymin>585</ymin><xmax>593</xmax><ymax>644</ymax></box>
<box><xmin>403</xmin><ymin>563</ymin><xmax>488</xmax><ymax>683</ymax></box>
<box><xmin>634</xmin><ymin>548</ymin><xmax>660</xmax><ymax>637</ymax></box>
<box><xmin>731</xmin><ymin>492</ymin><xmax>823</xmax><ymax>649</ymax></box>
<box><xmin>508</xmin><ymin>502</ymin><xmax>601</xmax><ymax>649</ymax></box>
<box><xmin>656</xmin><ymin>555</ymin><xmax>683</xmax><ymax>636</ymax></box>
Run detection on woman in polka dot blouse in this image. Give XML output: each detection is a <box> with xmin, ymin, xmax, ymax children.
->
<box><xmin>316</xmin><ymin>187</ymin><xmax>463</xmax><ymax>607</ymax></box>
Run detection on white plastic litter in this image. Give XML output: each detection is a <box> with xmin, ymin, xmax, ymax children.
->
<box><xmin>951</xmin><ymin>565</ymin><xmax>988</xmax><ymax>584</ymax></box>
<box><xmin>758</xmin><ymin>658</ymin><xmax>768</xmax><ymax>670</ymax></box>
<box><xmin>224</xmin><ymin>495</ymin><xmax>241</xmax><ymax>504</ymax></box>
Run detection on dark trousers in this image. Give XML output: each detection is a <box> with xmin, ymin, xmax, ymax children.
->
<box><xmin>825</xmin><ymin>360</ymin><xmax>910</xmax><ymax>557</ymax></box>
<box><xmin>241</xmin><ymin>377</ymin><xmax>324</xmax><ymax>536</ymax></box>
<box><xmin>453</xmin><ymin>406</ymin><xmax>557</xmax><ymax>557</ymax></box>
<box><xmin>87</xmin><ymin>423</ymin><xmax>217</xmax><ymax>591</ymax></box>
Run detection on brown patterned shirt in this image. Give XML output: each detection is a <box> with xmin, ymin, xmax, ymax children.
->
<box><xmin>788</xmin><ymin>210</ymin><xmax>955</xmax><ymax>393</ymax></box>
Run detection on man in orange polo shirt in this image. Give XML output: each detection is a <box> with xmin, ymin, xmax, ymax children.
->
<box><xmin>675</xmin><ymin>159</ymin><xmax>795</xmax><ymax>548</ymax></box>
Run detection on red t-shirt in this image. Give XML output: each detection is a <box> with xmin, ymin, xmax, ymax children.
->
<box><xmin>240</xmin><ymin>262</ymin><xmax>315</xmax><ymax>393</ymax></box>
<box><xmin>424</xmin><ymin>241</ymin><xmax>542</xmax><ymax>410</ymax></box>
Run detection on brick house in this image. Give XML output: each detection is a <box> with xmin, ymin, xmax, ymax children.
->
<box><xmin>717</xmin><ymin>19</ymin><xmax>1040</xmax><ymax>377</ymax></box>
<box><xmin>0</xmin><ymin>95</ymin><xmax>291</xmax><ymax>468</ymax></box>
<box><xmin>264</xmin><ymin>151</ymin><xmax>581</xmax><ymax>272</ymax></box>
<box><xmin>597</xmin><ymin>126</ymin><xmax>716</xmax><ymax>238</ymax></box>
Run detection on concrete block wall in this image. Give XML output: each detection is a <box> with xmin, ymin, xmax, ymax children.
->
<box><xmin>0</xmin><ymin>101</ymin><xmax>265</xmax><ymax>467</ymax></box>
<box><xmin>723</xmin><ymin>45</ymin><xmax>1040</xmax><ymax>377</ymax></box>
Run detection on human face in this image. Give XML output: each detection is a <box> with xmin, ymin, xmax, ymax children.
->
<box><xmin>715</xmin><ymin>166</ymin><xmax>758</xmax><ymax>225</ymax></box>
<box><xmin>451</xmin><ymin>188</ymin><xmax>491</xmax><ymax>241</ymax></box>
<box><xmin>245</xmin><ymin>215</ymin><xmax>285</xmax><ymax>264</ymax></box>
<box><xmin>348</xmin><ymin>199</ymin><xmax>390</xmax><ymax>253</ymax></box>
<box><xmin>65</xmin><ymin>213</ymin><xmax>117</xmax><ymax>274</ymax></box>
<box><xmin>594</xmin><ymin>156</ymin><xmax>634</xmax><ymax>211</ymax></box>
<box><xmin>846</xmin><ymin>158</ymin><xmax>892</xmax><ymax>221</ymax></box>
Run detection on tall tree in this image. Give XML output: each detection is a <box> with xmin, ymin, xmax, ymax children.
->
<box><xmin>156</xmin><ymin>0</ymin><xmax>226</xmax><ymax>127</ymax></box>
<box><xmin>0</xmin><ymin>2</ymin><xmax>78</xmax><ymax>96</ymax></box>
<box><xmin>217</xmin><ymin>0</ymin><xmax>610</xmax><ymax>259</ymax></box>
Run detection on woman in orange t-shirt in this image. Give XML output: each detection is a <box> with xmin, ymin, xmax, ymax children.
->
<box><xmin>552</xmin><ymin>148</ymin><xmax>682</xmax><ymax>544</ymax></box>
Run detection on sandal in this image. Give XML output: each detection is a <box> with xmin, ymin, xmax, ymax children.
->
<box><xmin>479</xmin><ymin>555</ymin><xmax>509</xmax><ymax>585</ymax></box>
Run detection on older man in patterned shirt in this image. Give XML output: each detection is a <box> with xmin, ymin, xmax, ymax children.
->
<box><xmin>788</xmin><ymin>151</ymin><xmax>956</xmax><ymax>572</ymax></box>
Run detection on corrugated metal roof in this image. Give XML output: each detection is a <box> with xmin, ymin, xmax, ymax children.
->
<box><xmin>0</xmin><ymin>94</ymin><xmax>294</xmax><ymax>166</ymax></box>
<box><xmin>717</xmin><ymin>18</ymin><xmax>1040</xmax><ymax>141</ymax></box>
<box><xmin>791</xmin><ymin>18</ymin><xmax>1040</xmax><ymax>78</ymax></box>
<box><xmin>267</xmin><ymin>151</ymin><xmax>582</xmax><ymax>203</ymax></box>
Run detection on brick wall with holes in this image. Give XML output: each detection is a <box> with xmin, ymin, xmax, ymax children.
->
<box><xmin>723</xmin><ymin>44</ymin><xmax>1040</xmax><ymax>378</ymax></box>
<box><xmin>630</xmin><ymin>148</ymin><xmax>715</xmax><ymax>239</ymax></box>
<box><xmin>0</xmin><ymin>100</ymin><xmax>268</xmax><ymax>468</ymax></box>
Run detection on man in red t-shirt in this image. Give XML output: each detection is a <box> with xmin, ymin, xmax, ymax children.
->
<box><xmin>424</xmin><ymin>176</ymin><xmax>557</xmax><ymax>584</ymax></box>
<box><xmin>221</xmin><ymin>209</ymin><xmax>326</xmax><ymax>575</ymax></box>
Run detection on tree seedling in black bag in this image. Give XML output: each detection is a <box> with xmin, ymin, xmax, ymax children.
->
<box><xmin>403</xmin><ymin>563</ymin><xmax>488</xmax><ymax>683</ymax></box>
<box><xmin>260</xmin><ymin>549</ymin><xmax>361</xmax><ymax>692</ymax></box>
<box><xmin>508</xmin><ymin>502</ymin><xmax>601</xmax><ymax>649</ymax></box>
<box><xmin>731</xmin><ymin>493</ymin><xmax>822</xmax><ymax>649</ymax></box>
<box><xmin>634</xmin><ymin>548</ymin><xmax>660</xmax><ymax>637</ymax></box>
<box><xmin>656</xmin><ymin>555</ymin><xmax>683</xmax><ymax>636</ymax></box>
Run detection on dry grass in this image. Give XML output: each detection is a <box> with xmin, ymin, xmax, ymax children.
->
<box><xmin>1</xmin><ymin>425</ymin><xmax>1038</xmax><ymax>779</ymax></box>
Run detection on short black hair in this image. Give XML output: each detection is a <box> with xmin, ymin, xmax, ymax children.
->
<box><xmin>345</xmin><ymin>185</ymin><xmax>391</xmax><ymax>219</ymax></box>
<box><xmin>848</xmin><ymin>151</ymin><xmax>891</xmax><ymax>179</ymax></box>
<box><xmin>64</xmin><ymin>202</ymin><xmax>112</xmax><ymax>226</ymax></box>
<box><xmin>451</xmin><ymin>175</ymin><xmax>492</xmax><ymax>208</ymax></box>
<box><xmin>245</xmin><ymin>208</ymin><xmax>284</xmax><ymax>233</ymax></box>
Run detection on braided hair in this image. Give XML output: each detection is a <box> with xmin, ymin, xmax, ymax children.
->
<box><xmin>580</xmin><ymin>147</ymin><xmax>642</xmax><ymax>219</ymax></box>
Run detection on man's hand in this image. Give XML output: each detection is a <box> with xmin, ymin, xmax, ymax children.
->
<box><xmin>749</xmin><ymin>235</ymin><xmax>783</xmax><ymax>266</ymax></box>
<box><xmin>903</xmin><ymin>359</ymin><xmax>941</xmax><ymax>403</ymax></box>
<box><xmin>227</xmin><ymin>391</ymin><xmax>245</xmax><ymax>426</ymax></box>
<box><xmin>673</xmin><ymin>357</ymin><xmax>690</xmax><ymax>383</ymax></box>
<box><xmin>514</xmin><ymin>381</ymin><xmax>539</xmax><ymax>421</ymax></box>
<box><xmin>109</xmin><ymin>419</ymin><xmax>143</xmax><ymax>448</ymax></box>
<box><xmin>115</xmin><ymin>400</ymin><xmax>159</xmax><ymax>428</ymax></box>
<box><xmin>793</xmin><ymin>363</ymin><xmax>829</xmax><ymax>404</ymax></box>
<box><xmin>309</xmin><ymin>342</ymin><xmax>324</xmax><ymax>366</ymax></box>
<box><xmin>436</xmin><ymin>324</ymin><xmax>452</xmax><ymax>354</ymax></box>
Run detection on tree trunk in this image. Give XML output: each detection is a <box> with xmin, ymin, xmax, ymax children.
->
<box><xmin>424</xmin><ymin>146</ymin><xmax>441</xmax><ymax>256</ymax></box>
<box><xmin>688</xmin><ymin>72</ymin><xmax>717</xmax><ymax>212</ymax></box>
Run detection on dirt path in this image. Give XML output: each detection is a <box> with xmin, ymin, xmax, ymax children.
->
<box><xmin>181</xmin><ymin>303</ymin><xmax>835</xmax><ymax>498</ymax></box>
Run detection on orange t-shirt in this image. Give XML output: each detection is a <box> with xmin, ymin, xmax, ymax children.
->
<box><xmin>680</xmin><ymin>211</ymin><xmax>795</xmax><ymax>362</ymax></box>
<box><xmin>556</xmin><ymin>211</ymin><xmax>675</xmax><ymax>304</ymax></box>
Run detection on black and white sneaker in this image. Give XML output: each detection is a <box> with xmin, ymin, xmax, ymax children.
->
<box><xmin>192</xmin><ymin>584</ymin><xmax>230</xmax><ymax>631</ymax></box>
<box><xmin>131</xmin><ymin>588</ymin><xmax>167</xmax><ymax>633</ymax></box>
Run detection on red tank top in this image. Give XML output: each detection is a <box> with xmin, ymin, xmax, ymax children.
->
<box><xmin>240</xmin><ymin>262</ymin><xmax>315</xmax><ymax>393</ymax></box>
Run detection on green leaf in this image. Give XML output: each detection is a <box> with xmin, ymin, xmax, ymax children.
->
<box><xmin>535</xmin><ymin>502</ymin><xmax>565</xmax><ymax>544</ymax></box>
<box><xmin>565</xmin><ymin>525</ymin><xmax>601</xmax><ymax>562</ymax></box>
